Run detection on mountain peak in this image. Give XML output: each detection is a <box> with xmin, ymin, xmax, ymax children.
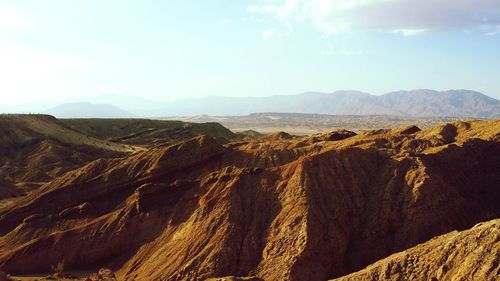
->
<box><xmin>45</xmin><ymin>102</ymin><xmax>135</xmax><ymax>118</ymax></box>
<box><xmin>155</xmin><ymin>89</ymin><xmax>499</xmax><ymax>117</ymax></box>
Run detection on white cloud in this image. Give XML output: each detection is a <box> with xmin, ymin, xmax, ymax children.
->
<box><xmin>393</xmin><ymin>29</ymin><xmax>427</xmax><ymax>36</ymax></box>
<box><xmin>486</xmin><ymin>25</ymin><xmax>500</xmax><ymax>36</ymax></box>
<box><xmin>0</xmin><ymin>6</ymin><xmax>30</xmax><ymax>31</ymax></box>
<box><xmin>248</xmin><ymin>0</ymin><xmax>500</xmax><ymax>36</ymax></box>
<box><xmin>262</xmin><ymin>27</ymin><xmax>277</xmax><ymax>38</ymax></box>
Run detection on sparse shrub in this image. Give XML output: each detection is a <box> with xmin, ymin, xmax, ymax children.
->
<box><xmin>0</xmin><ymin>271</ymin><xmax>14</xmax><ymax>281</ymax></box>
<box><xmin>87</xmin><ymin>268</ymin><xmax>117</xmax><ymax>281</ymax></box>
<box><xmin>51</xmin><ymin>261</ymin><xmax>65</xmax><ymax>276</ymax></box>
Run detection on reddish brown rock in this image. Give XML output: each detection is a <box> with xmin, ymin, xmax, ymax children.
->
<box><xmin>87</xmin><ymin>268</ymin><xmax>117</xmax><ymax>281</ymax></box>
<box><xmin>332</xmin><ymin>219</ymin><xmax>500</xmax><ymax>281</ymax></box>
<box><xmin>0</xmin><ymin>120</ymin><xmax>498</xmax><ymax>281</ymax></box>
<box><xmin>393</xmin><ymin>125</ymin><xmax>421</xmax><ymax>135</ymax></box>
<box><xmin>324</xmin><ymin>129</ymin><xmax>357</xmax><ymax>141</ymax></box>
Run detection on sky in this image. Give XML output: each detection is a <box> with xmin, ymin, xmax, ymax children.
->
<box><xmin>0</xmin><ymin>0</ymin><xmax>500</xmax><ymax>104</ymax></box>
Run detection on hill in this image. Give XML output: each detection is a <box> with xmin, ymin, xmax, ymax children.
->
<box><xmin>61</xmin><ymin>118</ymin><xmax>237</xmax><ymax>146</ymax></box>
<box><xmin>0</xmin><ymin>115</ymin><xmax>242</xmax><ymax>204</ymax></box>
<box><xmin>0</xmin><ymin>114</ymin><xmax>136</xmax><ymax>201</ymax></box>
<box><xmin>0</xmin><ymin>119</ymin><xmax>498</xmax><ymax>280</ymax></box>
<box><xmin>333</xmin><ymin>219</ymin><xmax>499</xmax><ymax>281</ymax></box>
<box><xmin>45</xmin><ymin>102</ymin><xmax>135</xmax><ymax>118</ymax></box>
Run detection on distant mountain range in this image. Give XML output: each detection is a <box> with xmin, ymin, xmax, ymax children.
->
<box><xmin>1</xmin><ymin>90</ymin><xmax>499</xmax><ymax>118</ymax></box>
<box><xmin>44</xmin><ymin>102</ymin><xmax>136</xmax><ymax>118</ymax></box>
<box><xmin>158</xmin><ymin>90</ymin><xmax>499</xmax><ymax>118</ymax></box>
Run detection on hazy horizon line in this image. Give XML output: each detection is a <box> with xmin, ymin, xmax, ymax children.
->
<box><xmin>1</xmin><ymin>88</ymin><xmax>496</xmax><ymax>106</ymax></box>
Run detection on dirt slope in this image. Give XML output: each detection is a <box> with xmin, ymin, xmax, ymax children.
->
<box><xmin>332</xmin><ymin>219</ymin><xmax>499</xmax><ymax>281</ymax></box>
<box><xmin>0</xmin><ymin>115</ymin><xmax>136</xmax><ymax>152</ymax></box>
<box><xmin>61</xmin><ymin>118</ymin><xmax>236</xmax><ymax>146</ymax></box>
<box><xmin>0</xmin><ymin>115</ymin><xmax>136</xmax><ymax>201</ymax></box>
<box><xmin>0</xmin><ymin>120</ymin><xmax>498</xmax><ymax>280</ymax></box>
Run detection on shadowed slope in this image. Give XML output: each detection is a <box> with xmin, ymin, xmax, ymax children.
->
<box><xmin>61</xmin><ymin>118</ymin><xmax>236</xmax><ymax>147</ymax></box>
<box><xmin>0</xmin><ymin>115</ymin><xmax>136</xmax><ymax>201</ymax></box>
<box><xmin>332</xmin><ymin>219</ymin><xmax>500</xmax><ymax>281</ymax></box>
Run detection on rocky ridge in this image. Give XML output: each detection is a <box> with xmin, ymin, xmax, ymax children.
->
<box><xmin>0</xmin><ymin>120</ymin><xmax>498</xmax><ymax>280</ymax></box>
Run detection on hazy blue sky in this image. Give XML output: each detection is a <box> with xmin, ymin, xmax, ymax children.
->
<box><xmin>1</xmin><ymin>0</ymin><xmax>500</xmax><ymax>104</ymax></box>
